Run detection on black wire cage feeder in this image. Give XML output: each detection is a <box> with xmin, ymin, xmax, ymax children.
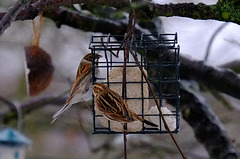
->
<box><xmin>89</xmin><ymin>33</ymin><xmax>180</xmax><ymax>134</ymax></box>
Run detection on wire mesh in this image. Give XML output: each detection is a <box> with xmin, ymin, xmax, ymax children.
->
<box><xmin>89</xmin><ymin>33</ymin><xmax>180</xmax><ymax>134</ymax></box>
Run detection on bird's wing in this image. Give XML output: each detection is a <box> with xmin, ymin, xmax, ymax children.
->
<box><xmin>75</xmin><ymin>59</ymin><xmax>91</xmax><ymax>79</ymax></box>
<box><xmin>68</xmin><ymin>62</ymin><xmax>92</xmax><ymax>100</ymax></box>
<box><xmin>96</xmin><ymin>90</ymin><xmax>120</xmax><ymax>113</ymax></box>
<box><xmin>96</xmin><ymin>90</ymin><xmax>131</xmax><ymax>120</ymax></box>
<box><xmin>108</xmin><ymin>91</ymin><xmax>131</xmax><ymax>118</ymax></box>
<box><xmin>104</xmin><ymin>112</ymin><xmax>131</xmax><ymax>122</ymax></box>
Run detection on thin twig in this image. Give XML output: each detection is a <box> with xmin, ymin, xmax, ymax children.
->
<box><xmin>0</xmin><ymin>93</ymin><xmax>66</xmax><ymax>123</ymax></box>
<box><xmin>204</xmin><ymin>22</ymin><xmax>228</xmax><ymax>61</ymax></box>
<box><xmin>116</xmin><ymin>10</ymin><xmax>137</xmax><ymax>56</ymax></box>
<box><xmin>100</xmin><ymin>37</ymin><xmax>119</xmax><ymax>58</ymax></box>
<box><xmin>0</xmin><ymin>96</ymin><xmax>23</xmax><ymax>131</ymax></box>
<box><xmin>83</xmin><ymin>101</ymin><xmax>92</xmax><ymax>111</ymax></box>
<box><xmin>0</xmin><ymin>96</ymin><xmax>17</xmax><ymax>110</ymax></box>
<box><xmin>121</xmin><ymin>10</ymin><xmax>137</xmax><ymax>159</ymax></box>
<box><xmin>123</xmin><ymin>124</ymin><xmax>127</xmax><ymax>159</ymax></box>
<box><xmin>122</xmin><ymin>38</ymin><xmax>129</xmax><ymax>159</ymax></box>
<box><xmin>0</xmin><ymin>0</ymin><xmax>32</xmax><ymax>36</ymax></box>
<box><xmin>129</xmin><ymin>47</ymin><xmax>187</xmax><ymax>159</ymax></box>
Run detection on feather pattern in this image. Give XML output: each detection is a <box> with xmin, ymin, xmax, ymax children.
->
<box><xmin>92</xmin><ymin>83</ymin><xmax>157</xmax><ymax>127</ymax></box>
<box><xmin>51</xmin><ymin>53</ymin><xmax>102</xmax><ymax>124</ymax></box>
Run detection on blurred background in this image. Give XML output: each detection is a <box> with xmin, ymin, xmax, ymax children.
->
<box><xmin>0</xmin><ymin>0</ymin><xmax>240</xmax><ymax>159</ymax></box>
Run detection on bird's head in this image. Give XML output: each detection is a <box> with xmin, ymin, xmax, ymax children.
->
<box><xmin>83</xmin><ymin>53</ymin><xmax>102</xmax><ymax>62</ymax></box>
<box><xmin>92</xmin><ymin>83</ymin><xmax>108</xmax><ymax>96</ymax></box>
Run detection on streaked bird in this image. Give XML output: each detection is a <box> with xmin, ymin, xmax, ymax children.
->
<box><xmin>92</xmin><ymin>83</ymin><xmax>158</xmax><ymax>127</ymax></box>
<box><xmin>51</xmin><ymin>53</ymin><xmax>102</xmax><ymax>124</ymax></box>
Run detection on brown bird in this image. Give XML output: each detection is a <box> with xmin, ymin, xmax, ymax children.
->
<box><xmin>92</xmin><ymin>83</ymin><xmax>158</xmax><ymax>127</ymax></box>
<box><xmin>52</xmin><ymin>53</ymin><xmax>102</xmax><ymax>124</ymax></box>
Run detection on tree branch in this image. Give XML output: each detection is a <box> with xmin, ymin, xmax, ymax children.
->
<box><xmin>42</xmin><ymin>8</ymin><xmax>240</xmax><ymax>102</ymax></box>
<box><xmin>43</xmin><ymin>8</ymin><xmax>128</xmax><ymax>34</ymax></box>
<box><xmin>0</xmin><ymin>95</ymin><xmax>66</xmax><ymax>123</ymax></box>
<box><xmin>0</xmin><ymin>0</ymin><xmax>129</xmax><ymax>21</ymax></box>
<box><xmin>204</xmin><ymin>22</ymin><xmax>229</xmax><ymax>61</ymax></box>
<box><xmin>221</xmin><ymin>60</ymin><xmax>240</xmax><ymax>73</ymax></box>
<box><xmin>180</xmin><ymin>83</ymin><xmax>237</xmax><ymax>159</ymax></box>
<box><xmin>0</xmin><ymin>2</ymin><xmax>239</xmax><ymax>159</ymax></box>
<box><xmin>0</xmin><ymin>0</ymin><xmax>239</xmax><ymax>25</ymax></box>
<box><xmin>143</xmin><ymin>1</ymin><xmax>240</xmax><ymax>24</ymax></box>
<box><xmin>179</xmin><ymin>55</ymin><xmax>240</xmax><ymax>100</ymax></box>
<box><xmin>0</xmin><ymin>0</ymin><xmax>32</xmax><ymax>36</ymax></box>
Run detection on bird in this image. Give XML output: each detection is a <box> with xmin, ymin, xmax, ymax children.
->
<box><xmin>92</xmin><ymin>83</ymin><xmax>158</xmax><ymax>127</ymax></box>
<box><xmin>51</xmin><ymin>53</ymin><xmax>102</xmax><ymax>124</ymax></box>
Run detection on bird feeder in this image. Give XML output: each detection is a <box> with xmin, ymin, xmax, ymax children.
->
<box><xmin>0</xmin><ymin>128</ymin><xmax>32</xmax><ymax>159</ymax></box>
<box><xmin>89</xmin><ymin>33</ymin><xmax>180</xmax><ymax>134</ymax></box>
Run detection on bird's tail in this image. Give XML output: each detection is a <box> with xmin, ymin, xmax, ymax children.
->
<box><xmin>131</xmin><ymin>112</ymin><xmax>158</xmax><ymax>127</ymax></box>
<box><xmin>142</xmin><ymin>119</ymin><xmax>158</xmax><ymax>127</ymax></box>
<box><xmin>51</xmin><ymin>103</ymin><xmax>70</xmax><ymax>124</ymax></box>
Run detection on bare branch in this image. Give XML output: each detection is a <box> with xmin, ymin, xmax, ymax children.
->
<box><xmin>0</xmin><ymin>2</ymin><xmax>239</xmax><ymax>159</ymax></box>
<box><xmin>43</xmin><ymin>8</ymin><xmax>128</xmax><ymax>34</ymax></box>
<box><xmin>0</xmin><ymin>96</ymin><xmax>17</xmax><ymax>111</ymax></box>
<box><xmin>1</xmin><ymin>8</ymin><xmax>230</xmax><ymax>102</ymax></box>
<box><xmin>181</xmin><ymin>83</ymin><xmax>238</xmax><ymax>159</ymax></box>
<box><xmin>0</xmin><ymin>0</ymin><xmax>32</xmax><ymax>36</ymax></box>
<box><xmin>1</xmin><ymin>0</ymin><xmax>240</xmax><ymax>25</ymax></box>
<box><xmin>221</xmin><ymin>60</ymin><xmax>240</xmax><ymax>73</ymax></box>
<box><xmin>204</xmin><ymin>22</ymin><xmax>229</xmax><ymax>61</ymax></box>
<box><xmin>42</xmin><ymin>9</ymin><xmax>240</xmax><ymax>101</ymax></box>
<box><xmin>0</xmin><ymin>94</ymin><xmax>66</xmax><ymax>123</ymax></box>
<box><xmin>0</xmin><ymin>0</ymin><xmax>129</xmax><ymax>21</ymax></box>
<box><xmin>180</xmin><ymin>55</ymin><xmax>240</xmax><ymax>100</ymax></box>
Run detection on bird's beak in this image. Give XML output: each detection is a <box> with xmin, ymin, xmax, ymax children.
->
<box><xmin>97</xmin><ymin>54</ymin><xmax>103</xmax><ymax>59</ymax></box>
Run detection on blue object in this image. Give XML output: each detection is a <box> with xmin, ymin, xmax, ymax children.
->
<box><xmin>15</xmin><ymin>151</ymin><xmax>19</xmax><ymax>159</ymax></box>
<box><xmin>0</xmin><ymin>128</ymin><xmax>31</xmax><ymax>146</ymax></box>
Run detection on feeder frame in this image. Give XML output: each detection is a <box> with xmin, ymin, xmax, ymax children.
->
<box><xmin>89</xmin><ymin>33</ymin><xmax>180</xmax><ymax>134</ymax></box>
